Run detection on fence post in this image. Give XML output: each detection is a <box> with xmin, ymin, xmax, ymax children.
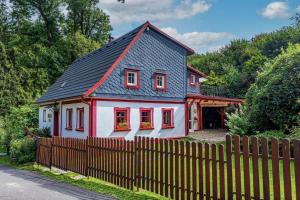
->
<box><xmin>85</xmin><ymin>137</ymin><xmax>89</xmax><ymax>178</ymax></box>
<box><xmin>35</xmin><ymin>138</ymin><xmax>40</xmax><ymax>164</ymax></box>
<box><xmin>226</xmin><ymin>135</ymin><xmax>233</xmax><ymax>200</ymax></box>
<box><xmin>134</xmin><ymin>136</ymin><xmax>140</xmax><ymax>191</ymax></box>
<box><xmin>294</xmin><ymin>140</ymin><xmax>300</xmax><ymax>200</ymax></box>
<box><xmin>49</xmin><ymin>138</ymin><xmax>53</xmax><ymax>169</ymax></box>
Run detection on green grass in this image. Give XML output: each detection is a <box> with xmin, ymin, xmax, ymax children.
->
<box><xmin>0</xmin><ymin>155</ymin><xmax>167</xmax><ymax>200</ymax></box>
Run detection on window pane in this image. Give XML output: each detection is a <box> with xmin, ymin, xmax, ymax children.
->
<box><xmin>163</xmin><ymin>110</ymin><xmax>171</xmax><ymax>125</ymax></box>
<box><xmin>127</xmin><ymin>72</ymin><xmax>137</xmax><ymax>85</ymax></box>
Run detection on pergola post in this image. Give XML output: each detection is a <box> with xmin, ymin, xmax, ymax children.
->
<box><xmin>198</xmin><ymin>103</ymin><xmax>203</xmax><ymax>130</ymax></box>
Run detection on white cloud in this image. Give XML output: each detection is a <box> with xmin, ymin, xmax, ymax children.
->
<box><xmin>98</xmin><ymin>0</ymin><xmax>211</xmax><ymax>25</ymax></box>
<box><xmin>161</xmin><ymin>27</ymin><xmax>234</xmax><ymax>53</ymax></box>
<box><xmin>296</xmin><ymin>5</ymin><xmax>300</xmax><ymax>13</ymax></box>
<box><xmin>261</xmin><ymin>2</ymin><xmax>291</xmax><ymax>19</ymax></box>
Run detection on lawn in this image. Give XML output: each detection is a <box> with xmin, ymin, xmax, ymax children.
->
<box><xmin>0</xmin><ymin>155</ymin><xmax>167</xmax><ymax>200</ymax></box>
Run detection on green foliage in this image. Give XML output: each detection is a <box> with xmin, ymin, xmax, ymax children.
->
<box><xmin>226</xmin><ymin>108</ymin><xmax>251</xmax><ymax>136</ymax></box>
<box><xmin>188</xmin><ymin>17</ymin><xmax>300</xmax><ymax>98</ymax></box>
<box><xmin>227</xmin><ymin>44</ymin><xmax>300</xmax><ymax>135</ymax></box>
<box><xmin>0</xmin><ymin>0</ymin><xmax>112</xmax><ymax>116</ymax></box>
<box><xmin>256</xmin><ymin>130</ymin><xmax>286</xmax><ymax>139</ymax></box>
<box><xmin>245</xmin><ymin>44</ymin><xmax>300</xmax><ymax>132</ymax></box>
<box><xmin>32</xmin><ymin>127</ymin><xmax>51</xmax><ymax>137</ymax></box>
<box><xmin>0</xmin><ymin>104</ymin><xmax>38</xmax><ymax>153</ymax></box>
<box><xmin>10</xmin><ymin>137</ymin><xmax>35</xmax><ymax>164</ymax></box>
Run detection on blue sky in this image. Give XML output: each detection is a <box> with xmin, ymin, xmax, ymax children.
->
<box><xmin>99</xmin><ymin>0</ymin><xmax>300</xmax><ymax>53</ymax></box>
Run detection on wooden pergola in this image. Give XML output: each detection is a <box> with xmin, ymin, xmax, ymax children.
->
<box><xmin>186</xmin><ymin>95</ymin><xmax>244</xmax><ymax>132</ymax></box>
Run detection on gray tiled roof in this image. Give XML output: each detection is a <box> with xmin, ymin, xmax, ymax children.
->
<box><xmin>37</xmin><ymin>24</ymin><xmax>145</xmax><ymax>103</ymax></box>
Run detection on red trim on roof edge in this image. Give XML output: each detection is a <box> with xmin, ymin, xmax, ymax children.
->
<box><xmin>148</xmin><ymin>23</ymin><xmax>195</xmax><ymax>55</ymax></box>
<box><xmin>187</xmin><ymin>94</ymin><xmax>245</xmax><ymax>103</ymax></box>
<box><xmin>187</xmin><ymin>65</ymin><xmax>207</xmax><ymax>78</ymax></box>
<box><xmin>83</xmin><ymin>22</ymin><xmax>150</xmax><ymax>97</ymax></box>
<box><xmin>83</xmin><ymin>21</ymin><xmax>195</xmax><ymax>97</ymax></box>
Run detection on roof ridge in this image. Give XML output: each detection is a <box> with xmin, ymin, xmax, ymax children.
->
<box><xmin>73</xmin><ymin>22</ymin><xmax>147</xmax><ymax>64</ymax></box>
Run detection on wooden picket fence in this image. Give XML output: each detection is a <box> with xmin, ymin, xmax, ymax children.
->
<box><xmin>36</xmin><ymin>135</ymin><xmax>300</xmax><ymax>200</ymax></box>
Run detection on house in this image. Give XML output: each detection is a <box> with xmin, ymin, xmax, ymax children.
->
<box><xmin>37</xmin><ymin>21</ymin><xmax>243</xmax><ymax>140</ymax></box>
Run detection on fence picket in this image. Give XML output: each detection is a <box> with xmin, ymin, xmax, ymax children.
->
<box><xmin>294</xmin><ymin>140</ymin><xmax>300</xmax><ymax>200</ymax></box>
<box><xmin>226</xmin><ymin>135</ymin><xmax>233</xmax><ymax>200</ymax></box>
<box><xmin>261</xmin><ymin>137</ymin><xmax>270</xmax><ymax>200</ymax></box>
<box><xmin>205</xmin><ymin>143</ymin><xmax>210</xmax><ymax>200</ymax></box>
<box><xmin>219</xmin><ymin>145</ymin><xmax>225</xmax><ymax>200</ymax></box>
<box><xmin>36</xmin><ymin>135</ymin><xmax>297</xmax><ymax>200</ymax></box>
<box><xmin>212</xmin><ymin>144</ymin><xmax>217</xmax><ymax>200</ymax></box>
<box><xmin>243</xmin><ymin>136</ymin><xmax>251</xmax><ymax>200</ymax></box>
<box><xmin>282</xmin><ymin>139</ymin><xmax>292</xmax><ymax>200</ymax></box>
<box><xmin>271</xmin><ymin>139</ymin><xmax>281</xmax><ymax>200</ymax></box>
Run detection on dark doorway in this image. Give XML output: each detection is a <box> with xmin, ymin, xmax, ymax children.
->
<box><xmin>53</xmin><ymin>111</ymin><xmax>59</xmax><ymax>136</ymax></box>
<box><xmin>203</xmin><ymin>107</ymin><xmax>221</xmax><ymax>129</ymax></box>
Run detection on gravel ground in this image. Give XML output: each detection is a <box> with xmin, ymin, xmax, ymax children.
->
<box><xmin>188</xmin><ymin>129</ymin><xmax>228</xmax><ymax>143</ymax></box>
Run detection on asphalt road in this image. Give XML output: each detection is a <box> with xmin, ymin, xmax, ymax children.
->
<box><xmin>0</xmin><ymin>164</ymin><xmax>114</xmax><ymax>200</ymax></box>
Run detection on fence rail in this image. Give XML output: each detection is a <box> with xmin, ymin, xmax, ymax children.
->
<box><xmin>36</xmin><ymin>136</ymin><xmax>300</xmax><ymax>200</ymax></box>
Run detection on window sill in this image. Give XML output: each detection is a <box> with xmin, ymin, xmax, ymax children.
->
<box><xmin>75</xmin><ymin>128</ymin><xmax>84</xmax><ymax>132</ymax></box>
<box><xmin>65</xmin><ymin>127</ymin><xmax>73</xmax><ymax>130</ymax></box>
<box><xmin>125</xmin><ymin>85</ymin><xmax>139</xmax><ymax>90</ymax></box>
<box><xmin>162</xmin><ymin>126</ymin><xmax>175</xmax><ymax>129</ymax></box>
<box><xmin>154</xmin><ymin>88</ymin><xmax>166</xmax><ymax>92</ymax></box>
<box><xmin>140</xmin><ymin>127</ymin><xmax>154</xmax><ymax>130</ymax></box>
<box><xmin>114</xmin><ymin>128</ymin><xmax>131</xmax><ymax>132</ymax></box>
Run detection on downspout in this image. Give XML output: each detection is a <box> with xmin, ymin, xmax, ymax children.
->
<box><xmin>81</xmin><ymin>97</ymin><xmax>92</xmax><ymax>137</ymax></box>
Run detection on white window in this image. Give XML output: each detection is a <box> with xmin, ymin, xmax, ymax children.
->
<box><xmin>125</xmin><ymin>69</ymin><xmax>140</xmax><ymax>89</ymax></box>
<box><xmin>127</xmin><ymin>72</ymin><xmax>137</xmax><ymax>86</ymax></box>
<box><xmin>190</xmin><ymin>74</ymin><xmax>196</xmax><ymax>85</ymax></box>
<box><xmin>43</xmin><ymin>110</ymin><xmax>47</xmax><ymax>122</ymax></box>
<box><xmin>155</xmin><ymin>74</ymin><xmax>166</xmax><ymax>90</ymax></box>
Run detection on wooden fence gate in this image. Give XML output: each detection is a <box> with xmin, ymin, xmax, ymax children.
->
<box><xmin>36</xmin><ymin>135</ymin><xmax>300</xmax><ymax>200</ymax></box>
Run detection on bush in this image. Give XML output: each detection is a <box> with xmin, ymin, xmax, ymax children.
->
<box><xmin>0</xmin><ymin>104</ymin><xmax>38</xmax><ymax>154</ymax></box>
<box><xmin>256</xmin><ymin>130</ymin><xmax>286</xmax><ymax>139</ymax></box>
<box><xmin>10</xmin><ymin>138</ymin><xmax>36</xmax><ymax>164</ymax></box>
<box><xmin>226</xmin><ymin>107</ymin><xmax>252</xmax><ymax>136</ymax></box>
<box><xmin>31</xmin><ymin>127</ymin><xmax>51</xmax><ymax>137</ymax></box>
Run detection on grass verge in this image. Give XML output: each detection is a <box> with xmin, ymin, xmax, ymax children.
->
<box><xmin>0</xmin><ymin>155</ymin><xmax>167</xmax><ymax>200</ymax></box>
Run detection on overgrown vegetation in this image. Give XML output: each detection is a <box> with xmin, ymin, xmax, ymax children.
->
<box><xmin>0</xmin><ymin>0</ymin><xmax>112</xmax><ymax>115</ymax></box>
<box><xmin>226</xmin><ymin>44</ymin><xmax>300</xmax><ymax>137</ymax></box>
<box><xmin>189</xmin><ymin>16</ymin><xmax>300</xmax><ymax>137</ymax></box>
<box><xmin>10</xmin><ymin>137</ymin><xmax>35</xmax><ymax>164</ymax></box>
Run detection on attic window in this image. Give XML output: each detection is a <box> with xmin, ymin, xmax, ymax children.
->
<box><xmin>61</xmin><ymin>82</ymin><xmax>67</xmax><ymax>88</ymax></box>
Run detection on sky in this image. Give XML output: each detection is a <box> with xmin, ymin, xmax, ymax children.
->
<box><xmin>99</xmin><ymin>0</ymin><xmax>300</xmax><ymax>54</ymax></box>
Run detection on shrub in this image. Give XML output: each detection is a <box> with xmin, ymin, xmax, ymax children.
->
<box><xmin>0</xmin><ymin>104</ymin><xmax>38</xmax><ymax>154</ymax></box>
<box><xmin>256</xmin><ymin>130</ymin><xmax>287</xmax><ymax>139</ymax></box>
<box><xmin>226</xmin><ymin>107</ymin><xmax>251</xmax><ymax>136</ymax></box>
<box><xmin>10</xmin><ymin>138</ymin><xmax>36</xmax><ymax>164</ymax></box>
<box><xmin>31</xmin><ymin>127</ymin><xmax>51</xmax><ymax>137</ymax></box>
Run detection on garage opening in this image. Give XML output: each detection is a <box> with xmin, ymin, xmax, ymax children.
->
<box><xmin>203</xmin><ymin>107</ymin><xmax>221</xmax><ymax>129</ymax></box>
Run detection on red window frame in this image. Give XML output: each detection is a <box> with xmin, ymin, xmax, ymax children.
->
<box><xmin>154</xmin><ymin>73</ymin><xmax>166</xmax><ymax>91</ymax></box>
<box><xmin>42</xmin><ymin>109</ymin><xmax>47</xmax><ymax>122</ymax></box>
<box><xmin>65</xmin><ymin>108</ymin><xmax>73</xmax><ymax>130</ymax></box>
<box><xmin>139</xmin><ymin>108</ymin><xmax>154</xmax><ymax>130</ymax></box>
<box><xmin>124</xmin><ymin>69</ymin><xmax>140</xmax><ymax>89</ymax></box>
<box><xmin>114</xmin><ymin>107</ymin><xmax>131</xmax><ymax>131</ymax></box>
<box><xmin>76</xmin><ymin>108</ymin><xmax>84</xmax><ymax>131</ymax></box>
<box><xmin>190</xmin><ymin>74</ymin><xmax>196</xmax><ymax>86</ymax></box>
<box><xmin>162</xmin><ymin>108</ymin><xmax>174</xmax><ymax>129</ymax></box>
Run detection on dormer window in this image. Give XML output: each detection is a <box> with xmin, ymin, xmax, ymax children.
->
<box><xmin>190</xmin><ymin>74</ymin><xmax>196</xmax><ymax>86</ymax></box>
<box><xmin>125</xmin><ymin>69</ymin><xmax>140</xmax><ymax>89</ymax></box>
<box><xmin>154</xmin><ymin>73</ymin><xmax>166</xmax><ymax>91</ymax></box>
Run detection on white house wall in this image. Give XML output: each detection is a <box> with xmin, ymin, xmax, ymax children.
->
<box><xmin>96</xmin><ymin>100</ymin><xmax>185</xmax><ymax>140</ymax></box>
<box><xmin>39</xmin><ymin>106</ymin><xmax>54</xmax><ymax>135</ymax></box>
<box><xmin>61</xmin><ymin>103</ymin><xmax>89</xmax><ymax>139</ymax></box>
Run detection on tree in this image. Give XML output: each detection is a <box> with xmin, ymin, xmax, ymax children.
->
<box><xmin>228</xmin><ymin>44</ymin><xmax>300</xmax><ymax>134</ymax></box>
<box><xmin>65</xmin><ymin>0</ymin><xmax>112</xmax><ymax>45</ymax></box>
